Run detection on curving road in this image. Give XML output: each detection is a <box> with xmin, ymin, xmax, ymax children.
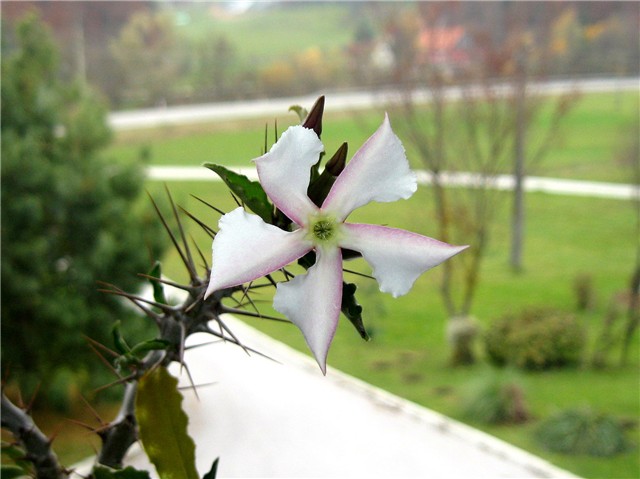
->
<box><xmin>108</xmin><ymin>77</ymin><xmax>639</xmax><ymax>131</ymax></box>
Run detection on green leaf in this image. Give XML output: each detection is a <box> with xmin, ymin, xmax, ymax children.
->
<box><xmin>341</xmin><ymin>282</ymin><xmax>369</xmax><ymax>341</ymax></box>
<box><xmin>136</xmin><ymin>366</ymin><xmax>199</xmax><ymax>479</ymax></box>
<box><xmin>93</xmin><ymin>465</ymin><xmax>152</xmax><ymax>479</ymax></box>
<box><xmin>112</xmin><ymin>320</ymin><xmax>131</xmax><ymax>354</ymax></box>
<box><xmin>129</xmin><ymin>339</ymin><xmax>170</xmax><ymax>357</ymax></box>
<box><xmin>204</xmin><ymin>164</ymin><xmax>272</xmax><ymax>223</ymax></box>
<box><xmin>288</xmin><ymin>105</ymin><xmax>308</xmax><ymax>122</ymax></box>
<box><xmin>202</xmin><ymin>458</ymin><xmax>219</xmax><ymax>479</ymax></box>
<box><xmin>148</xmin><ymin>261</ymin><xmax>167</xmax><ymax>305</ymax></box>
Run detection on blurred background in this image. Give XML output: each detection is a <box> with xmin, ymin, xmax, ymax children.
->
<box><xmin>2</xmin><ymin>1</ymin><xmax>638</xmax><ymax>107</ymax></box>
<box><xmin>1</xmin><ymin>1</ymin><xmax>638</xmax><ymax>477</ymax></box>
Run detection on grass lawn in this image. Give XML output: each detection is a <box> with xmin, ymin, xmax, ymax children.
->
<box><xmin>144</xmin><ymin>177</ymin><xmax>639</xmax><ymax>479</ymax></box>
<box><xmin>175</xmin><ymin>2</ymin><xmax>358</xmax><ymax>68</ymax></box>
<box><xmin>108</xmin><ymin>91</ymin><xmax>639</xmax><ymax>184</ymax></box>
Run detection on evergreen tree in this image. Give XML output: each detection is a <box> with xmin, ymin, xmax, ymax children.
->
<box><xmin>1</xmin><ymin>14</ymin><xmax>167</xmax><ymax>408</ymax></box>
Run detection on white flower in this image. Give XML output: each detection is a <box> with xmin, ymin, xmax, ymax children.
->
<box><xmin>205</xmin><ymin>115</ymin><xmax>467</xmax><ymax>373</ymax></box>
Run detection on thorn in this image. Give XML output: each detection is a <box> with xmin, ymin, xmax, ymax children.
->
<box><xmin>180</xmin><ymin>361</ymin><xmax>199</xmax><ymax>401</ymax></box>
<box><xmin>178</xmin><ymin>381</ymin><xmax>217</xmax><ymax>392</ymax></box>
<box><xmin>147</xmin><ymin>191</ymin><xmax>193</xmax><ymax>282</ymax></box>
<box><xmin>221</xmin><ymin>305</ymin><xmax>288</xmax><ymax>323</ymax></box>
<box><xmin>179</xmin><ymin>206</ymin><xmax>216</xmax><ymax>239</ymax></box>
<box><xmin>342</xmin><ymin>268</ymin><xmax>375</xmax><ymax>280</ymax></box>
<box><xmin>92</xmin><ymin>374</ymin><xmax>137</xmax><ymax>394</ymax></box>
<box><xmin>230</xmin><ymin>192</ymin><xmax>241</xmax><ymax>207</ymax></box>
<box><xmin>137</xmin><ymin>273</ymin><xmax>198</xmax><ymax>294</ymax></box>
<box><xmin>86</xmin><ymin>341</ymin><xmax>122</xmax><ymax>379</ymax></box>
<box><xmin>190</xmin><ymin>194</ymin><xmax>226</xmax><ymax>217</ymax></box>
<box><xmin>79</xmin><ymin>394</ymin><xmax>107</xmax><ymax>427</ymax></box>
<box><xmin>165</xmin><ymin>186</ymin><xmax>198</xmax><ymax>282</ymax></box>
<box><xmin>25</xmin><ymin>383</ymin><xmax>41</xmax><ymax>414</ymax></box>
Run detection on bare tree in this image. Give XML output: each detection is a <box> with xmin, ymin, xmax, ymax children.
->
<box><xmin>376</xmin><ymin>3</ymin><xmax>578</xmax><ymax>364</ymax></box>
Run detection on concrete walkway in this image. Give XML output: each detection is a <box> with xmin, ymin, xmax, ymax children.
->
<box><xmin>147</xmin><ymin>165</ymin><xmax>638</xmax><ymax>201</ymax></box>
<box><xmin>101</xmin><ymin>316</ymin><xmax>578</xmax><ymax>478</ymax></box>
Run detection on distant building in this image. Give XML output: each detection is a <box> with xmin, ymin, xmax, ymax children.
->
<box><xmin>417</xmin><ymin>26</ymin><xmax>473</xmax><ymax>75</ymax></box>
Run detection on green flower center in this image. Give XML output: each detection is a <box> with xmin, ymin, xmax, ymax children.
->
<box><xmin>307</xmin><ymin>214</ymin><xmax>340</xmax><ymax>245</ymax></box>
<box><xmin>313</xmin><ymin>220</ymin><xmax>335</xmax><ymax>241</ymax></box>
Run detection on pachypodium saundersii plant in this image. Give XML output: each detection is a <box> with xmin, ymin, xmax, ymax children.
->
<box><xmin>2</xmin><ymin>96</ymin><xmax>467</xmax><ymax>479</ymax></box>
<box><xmin>206</xmin><ymin>98</ymin><xmax>467</xmax><ymax>373</ymax></box>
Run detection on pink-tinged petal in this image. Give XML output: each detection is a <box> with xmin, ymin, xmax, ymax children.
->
<box><xmin>273</xmin><ymin>246</ymin><xmax>343</xmax><ymax>374</ymax></box>
<box><xmin>205</xmin><ymin>208</ymin><xmax>312</xmax><ymax>298</ymax></box>
<box><xmin>322</xmin><ymin>114</ymin><xmax>417</xmax><ymax>221</ymax></box>
<box><xmin>340</xmin><ymin>223</ymin><xmax>468</xmax><ymax>298</ymax></box>
<box><xmin>254</xmin><ymin>125</ymin><xmax>322</xmax><ymax>225</ymax></box>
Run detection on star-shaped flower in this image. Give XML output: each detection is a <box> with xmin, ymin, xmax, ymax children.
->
<box><xmin>205</xmin><ymin>115</ymin><xmax>467</xmax><ymax>373</ymax></box>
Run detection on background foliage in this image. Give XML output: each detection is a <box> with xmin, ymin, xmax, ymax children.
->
<box><xmin>1</xmin><ymin>15</ymin><xmax>167</xmax><ymax>408</ymax></box>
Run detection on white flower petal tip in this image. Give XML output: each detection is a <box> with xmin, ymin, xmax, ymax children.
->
<box><xmin>322</xmin><ymin>114</ymin><xmax>417</xmax><ymax>220</ymax></box>
<box><xmin>340</xmin><ymin>223</ymin><xmax>469</xmax><ymax>298</ymax></box>
<box><xmin>254</xmin><ymin>125</ymin><xmax>322</xmax><ymax>225</ymax></box>
<box><xmin>205</xmin><ymin>207</ymin><xmax>312</xmax><ymax>297</ymax></box>
<box><xmin>272</xmin><ymin>248</ymin><xmax>343</xmax><ymax>374</ymax></box>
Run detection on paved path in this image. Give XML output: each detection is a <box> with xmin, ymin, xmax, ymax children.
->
<box><xmin>147</xmin><ymin>165</ymin><xmax>638</xmax><ymax>201</ymax></box>
<box><xmin>109</xmin><ymin>77</ymin><xmax>639</xmax><ymax>131</ymax></box>
<box><xmin>106</xmin><ymin>316</ymin><xmax>577</xmax><ymax>478</ymax></box>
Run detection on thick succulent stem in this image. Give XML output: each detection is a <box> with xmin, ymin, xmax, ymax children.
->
<box><xmin>96</xmin><ymin>382</ymin><xmax>138</xmax><ymax>469</ymax></box>
<box><xmin>97</xmin><ymin>349</ymin><xmax>164</xmax><ymax>469</ymax></box>
<box><xmin>1</xmin><ymin>393</ymin><xmax>68</xmax><ymax>479</ymax></box>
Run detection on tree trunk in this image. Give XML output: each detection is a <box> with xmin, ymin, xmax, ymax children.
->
<box><xmin>510</xmin><ymin>58</ymin><xmax>527</xmax><ymax>272</ymax></box>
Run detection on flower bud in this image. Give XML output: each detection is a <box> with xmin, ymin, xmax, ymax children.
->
<box><xmin>302</xmin><ymin>96</ymin><xmax>325</xmax><ymax>137</ymax></box>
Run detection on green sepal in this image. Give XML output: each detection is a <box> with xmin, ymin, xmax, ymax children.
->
<box><xmin>342</xmin><ymin>282</ymin><xmax>369</xmax><ymax>341</ymax></box>
<box><xmin>93</xmin><ymin>465</ymin><xmax>152</xmax><ymax>479</ymax></box>
<box><xmin>202</xmin><ymin>458</ymin><xmax>220</xmax><ymax>479</ymax></box>
<box><xmin>136</xmin><ymin>366</ymin><xmax>199</xmax><ymax>479</ymax></box>
<box><xmin>204</xmin><ymin>163</ymin><xmax>272</xmax><ymax>223</ymax></box>
<box><xmin>148</xmin><ymin>261</ymin><xmax>167</xmax><ymax>305</ymax></box>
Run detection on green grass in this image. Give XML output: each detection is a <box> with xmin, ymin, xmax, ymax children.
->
<box><xmin>174</xmin><ymin>2</ymin><xmax>357</xmax><ymax>67</ymax></box>
<box><xmin>108</xmin><ymin>91</ymin><xmax>639</xmax><ymax>184</ymax></box>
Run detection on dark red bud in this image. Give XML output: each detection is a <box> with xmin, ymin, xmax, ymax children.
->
<box><xmin>325</xmin><ymin>142</ymin><xmax>348</xmax><ymax>176</ymax></box>
<box><xmin>302</xmin><ymin>96</ymin><xmax>325</xmax><ymax>137</ymax></box>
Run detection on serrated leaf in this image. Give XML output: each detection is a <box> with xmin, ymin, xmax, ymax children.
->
<box><xmin>204</xmin><ymin>164</ymin><xmax>272</xmax><ymax>223</ymax></box>
<box><xmin>136</xmin><ymin>367</ymin><xmax>198</xmax><ymax>479</ymax></box>
<box><xmin>148</xmin><ymin>261</ymin><xmax>167</xmax><ymax>305</ymax></box>
<box><xmin>93</xmin><ymin>465</ymin><xmax>152</xmax><ymax>479</ymax></box>
<box><xmin>202</xmin><ymin>458</ymin><xmax>219</xmax><ymax>479</ymax></box>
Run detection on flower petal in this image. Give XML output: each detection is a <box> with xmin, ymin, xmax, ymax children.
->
<box><xmin>340</xmin><ymin>223</ymin><xmax>468</xmax><ymax>298</ymax></box>
<box><xmin>254</xmin><ymin>125</ymin><xmax>323</xmax><ymax>225</ymax></box>
<box><xmin>322</xmin><ymin>114</ymin><xmax>417</xmax><ymax>221</ymax></box>
<box><xmin>273</xmin><ymin>246</ymin><xmax>343</xmax><ymax>374</ymax></box>
<box><xmin>205</xmin><ymin>207</ymin><xmax>312</xmax><ymax>298</ymax></box>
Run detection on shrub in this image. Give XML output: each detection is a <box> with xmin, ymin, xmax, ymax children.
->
<box><xmin>485</xmin><ymin>308</ymin><xmax>586</xmax><ymax>370</ymax></box>
<box><xmin>573</xmin><ymin>272</ymin><xmax>595</xmax><ymax>311</ymax></box>
<box><xmin>535</xmin><ymin>408</ymin><xmax>631</xmax><ymax>456</ymax></box>
<box><xmin>463</xmin><ymin>368</ymin><xmax>530</xmax><ymax>425</ymax></box>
